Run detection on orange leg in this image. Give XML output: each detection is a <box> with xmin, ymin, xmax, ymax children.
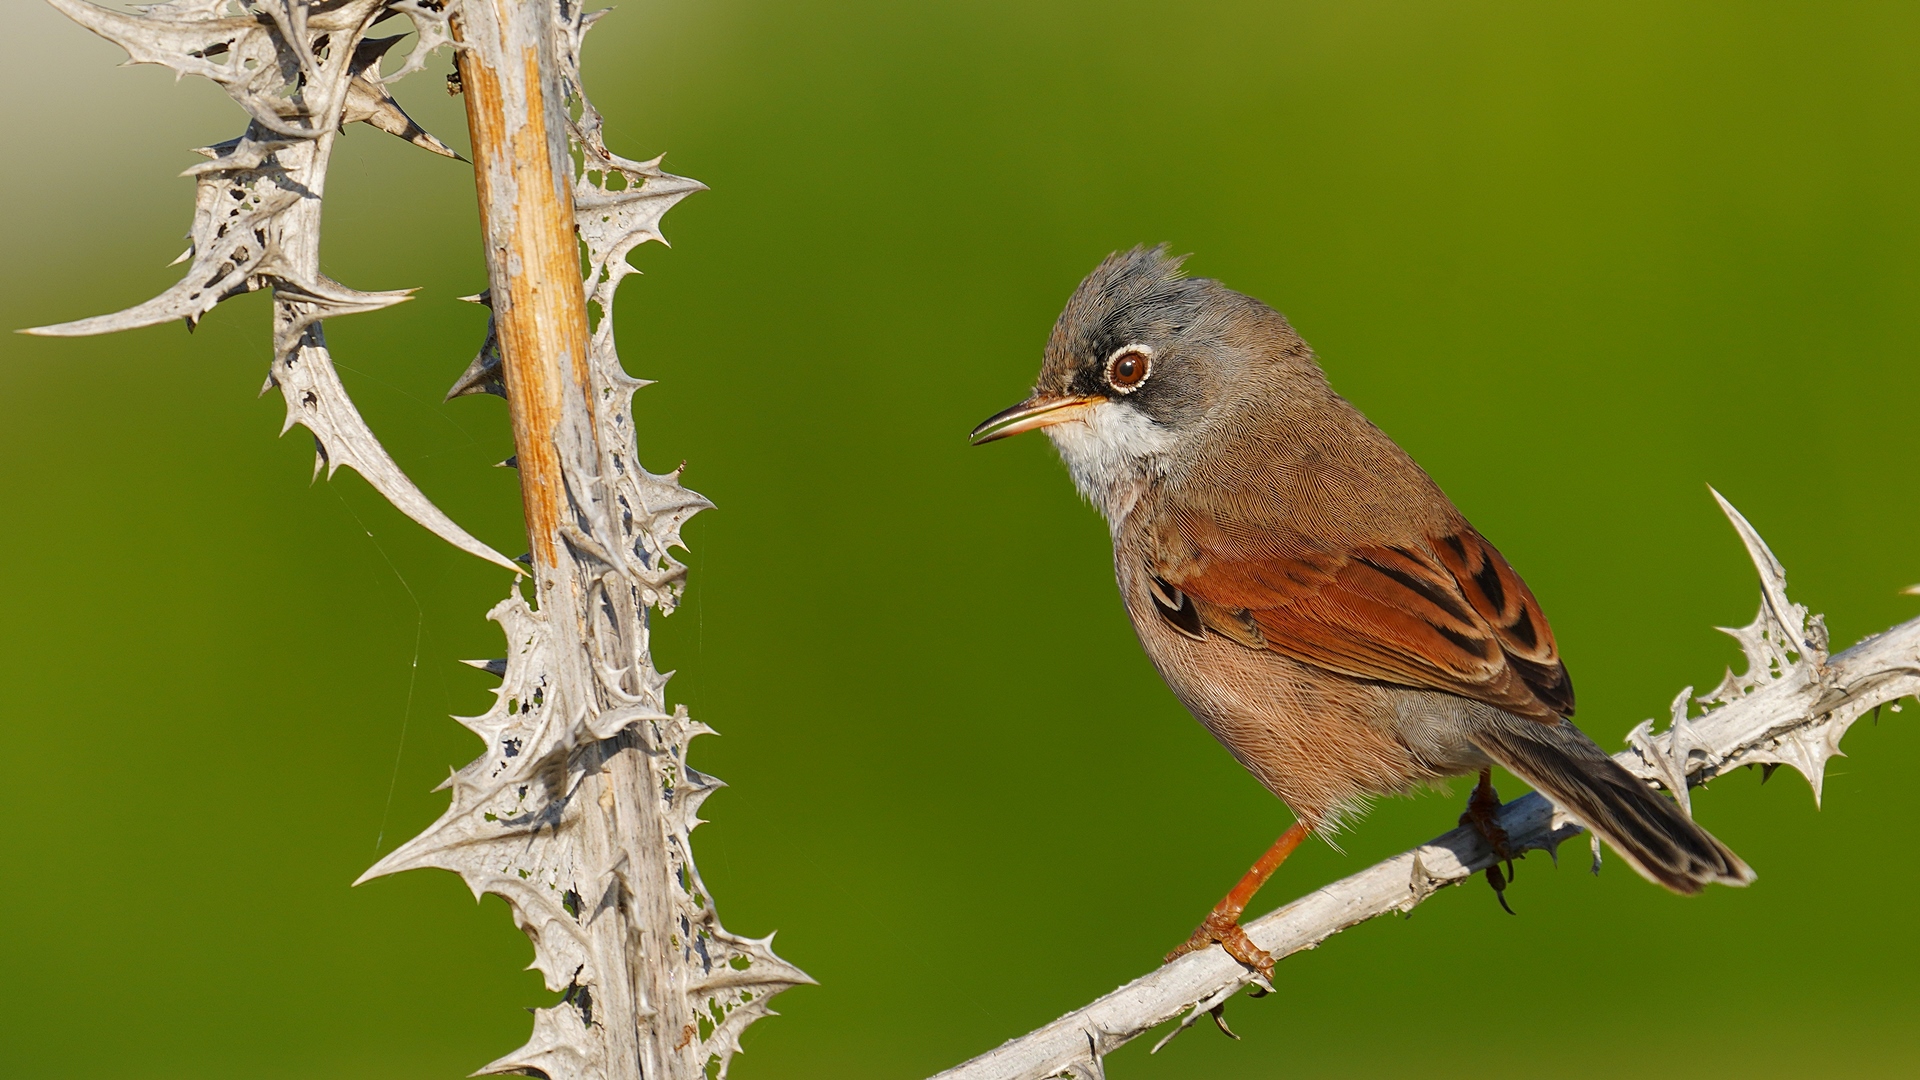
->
<box><xmin>1166</xmin><ymin>820</ymin><xmax>1312</xmax><ymax>979</ymax></box>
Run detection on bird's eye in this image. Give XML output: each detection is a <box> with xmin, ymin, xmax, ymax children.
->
<box><xmin>1106</xmin><ymin>347</ymin><xmax>1151</xmax><ymax>393</ymax></box>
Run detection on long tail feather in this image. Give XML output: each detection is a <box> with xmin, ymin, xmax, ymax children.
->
<box><xmin>1472</xmin><ymin>716</ymin><xmax>1754</xmax><ymax>893</ymax></box>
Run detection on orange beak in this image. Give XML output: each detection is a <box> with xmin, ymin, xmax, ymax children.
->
<box><xmin>969</xmin><ymin>394</ymin><xmax>1099</xmax><ymax>446</ymax></box>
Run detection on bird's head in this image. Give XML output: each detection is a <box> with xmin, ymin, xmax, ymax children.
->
<box><xmin>971</xmin><ymin>245</ymin><xmax>1300</xmax><ymax>517</ymax></box>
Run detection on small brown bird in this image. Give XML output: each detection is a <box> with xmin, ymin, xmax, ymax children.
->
<box><xmin>972</xmin><ymin>246</ymin><xmax>1752</xmax><ymax>978</ymax></box>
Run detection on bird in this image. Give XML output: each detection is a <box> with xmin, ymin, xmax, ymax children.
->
<box><xmin>970</xmin><ymin>245</ymin><xmax>1753</xmax><ymax>979</ymax></box>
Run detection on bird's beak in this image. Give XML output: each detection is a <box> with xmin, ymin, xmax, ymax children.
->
<box><xmin>969</xmin><ymin>394</ymin><xmax>1099</xmax><ymax>446</ymax></box>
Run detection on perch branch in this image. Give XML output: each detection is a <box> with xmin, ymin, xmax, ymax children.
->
<box><xmin>934</xmin><ymin>489</ymin><xmax>1918</xmax><ymax>1080</ymax></box>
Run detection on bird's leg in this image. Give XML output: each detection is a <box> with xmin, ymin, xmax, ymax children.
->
<box><xmin>1166</xmin><ymin>820</ymin><xmax>1312</xmax><ymax>979</ymax></box>
<box><xmin>1459</xmin><ymin>767</ymin><xmax>1517</xmax><ymax>914</ymax></box>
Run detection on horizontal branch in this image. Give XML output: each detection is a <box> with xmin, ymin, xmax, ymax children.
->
<box><xmin>934</xmin><ymin>494</ymin><xmax>1920</xmax><ymax>1080</ymax></box>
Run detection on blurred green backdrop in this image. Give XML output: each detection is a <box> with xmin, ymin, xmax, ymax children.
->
<box><xmin>6</xmin><ymin>1</ymin><xmax>1920</xmax><ymax>1077</ymax></box>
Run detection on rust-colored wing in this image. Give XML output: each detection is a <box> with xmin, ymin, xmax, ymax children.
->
<box><xmin>1157</xmin><ymin>527</ymin><xmax>1574</xmax><ymax>723</ymax></box>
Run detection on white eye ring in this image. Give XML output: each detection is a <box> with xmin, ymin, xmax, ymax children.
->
<box><xmin>1105</xmin><ymin>344</ymin><xmax>1153</xmax><ymax>394</ymax></box>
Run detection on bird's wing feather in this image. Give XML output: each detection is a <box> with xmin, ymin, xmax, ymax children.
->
<box><xmin>1160</xmin><ymin>526</ymin><xmax>1573</xmax><ymax>723</ymax></box>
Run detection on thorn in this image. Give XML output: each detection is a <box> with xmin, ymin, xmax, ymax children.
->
<box><xmin>447</xmin><ymin>321</ymin><xmax>504</xmax><ymax>400</ymax></box>
<box><xmin>515</xmin><ymin>552</ymin><xmax>534</xmax><ymax>566</ymax></box>
<box><xmin>1209</xmin><ymin>1003</ymin><xmax>1238</xmax><ymax>1040</ymax></box>
<box><xmin>497</xmin><ymin>455</ymin><xmax>518</xmax><ymax>469</ymax></box>
<box><xmin>346</xmin><ymin>33</ymin><xmax>454</xmax><ymax>146</ymax></box>
<box><xmin>1761</xmin><ymin>762</ymin><xmax>1780</xmax><ymax>784</ymax></box>
<box><xmin>447</xmin><ymin>356</ymin><xmax>505</xmax><ymax>399</ymax></box>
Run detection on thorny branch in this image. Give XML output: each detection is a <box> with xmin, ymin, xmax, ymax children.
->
<box><xmin>28</xmin><ymin>0</ymin><xmax>515</xmax><ymax>571</ymax></box>
<box><xmin>30</xmin><ymin>2</ymin><xmax>807</xmax><ymax>1078</ymax></box>
<box><xmin>933</xmin><ymin>489</ymin><xmax>1920</xmax><ymax>1080</ymax></box>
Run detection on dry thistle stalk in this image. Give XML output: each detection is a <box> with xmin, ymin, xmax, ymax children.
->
<box><xmin>935</xmin><ymin>490</ymin><xmax>1920</xmax><ymax>1080</ymax></box>
<box><xmin>29</xmin><ymin>2</ymin><xmax>809</xmax><ymax>1077</ymax></box>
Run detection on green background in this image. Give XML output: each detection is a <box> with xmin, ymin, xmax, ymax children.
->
<box><xmin>5</xmin><ymin>1</ymin><xmax>1919</xmax><ymax>1076</ymax></box>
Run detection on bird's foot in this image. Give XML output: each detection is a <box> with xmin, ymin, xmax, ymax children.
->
<box><xmin>1460</xmin><ymin>769</ymin><xmax>1518</xmax><ymax>914</ymax></box>
<box><xmin>1166</xmin><ymin>909</ymin><xmax>1274</xmax><ymax>979</ymax></box>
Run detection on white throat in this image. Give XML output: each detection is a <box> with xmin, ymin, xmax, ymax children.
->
<box><xmin>1044</xmin><ymin>399</ymin><xmax>1174</xmax><ymax>526</ymax></box>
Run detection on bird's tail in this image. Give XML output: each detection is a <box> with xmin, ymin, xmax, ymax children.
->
<box><xmin>1471</xmin><ymin>715</ymin><xmax>1754</xmax><ymax>894</ymax></box>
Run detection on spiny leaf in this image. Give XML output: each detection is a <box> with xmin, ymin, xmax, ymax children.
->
<box><xmin>29</xmin><ymin>0</ymin><xmax>516</xmax><ymax>573</ymax></box>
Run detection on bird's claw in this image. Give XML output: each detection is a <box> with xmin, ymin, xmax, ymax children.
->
<box><xmin>1166</xmin><ymin>909</ymin><xmax>1275</xmax><ymax>979</ymax></box>
<box><xmin>1484</xmin><ymin>862</ymin><xmax>1515</xmax><ymax>914</ymax></box>
<box><xmin>1460</xmin><ymin>771</ymin><xmax>1519</xmax><ymax>914</ymax></box>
